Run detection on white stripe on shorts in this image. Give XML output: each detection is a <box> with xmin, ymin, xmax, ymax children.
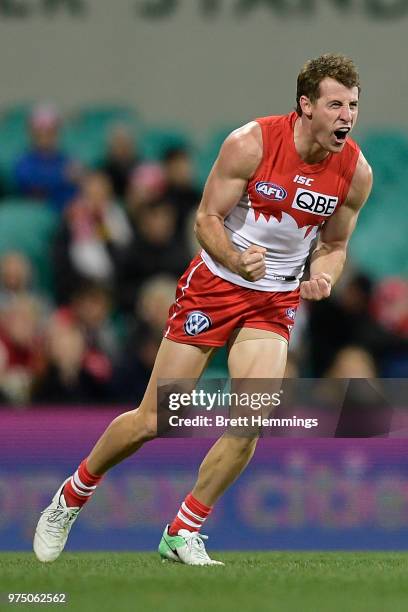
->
<box><xmin>164</xmin><ymin>259</ymin><xmax>204</xmax><ymax>337</ymax></box>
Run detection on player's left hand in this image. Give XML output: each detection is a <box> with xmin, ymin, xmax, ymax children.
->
<box><xmin>300</xmin><ymin>273</ymin><xmax>332</xmax><ymax>301</ymax></box>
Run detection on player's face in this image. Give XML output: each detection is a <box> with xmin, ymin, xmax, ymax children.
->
<box><xmin>309</xmin><ymin>77</ymin><xmax>359</xmax><ymax>153</ymax></box>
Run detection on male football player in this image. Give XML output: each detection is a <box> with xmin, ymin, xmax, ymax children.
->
<box><xmin>34</xmin><ymin>53</ymin><xmax>372</xmax><ymax>565</ymax></box>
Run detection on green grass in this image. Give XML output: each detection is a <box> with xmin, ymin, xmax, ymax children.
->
<box><xmin>1</xmin><ymin>552</ymin><xmax>408</xmax><ymax>612</ymax></box>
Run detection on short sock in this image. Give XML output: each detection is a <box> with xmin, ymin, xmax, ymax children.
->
<box><xmin>62</xmin><ymin>458</ymin><xmax>103</xmax><ymax>508</ymax></box>
<box><xmin>168</xmin><ymin>492</ymin><xmax>212</xmax><ymax>535</ymax></box>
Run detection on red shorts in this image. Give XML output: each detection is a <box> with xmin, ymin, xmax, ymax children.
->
<box><xmin>164</xmin><ymin>255</ymin><xmax>300</xmax><ymax>347</ymax></box>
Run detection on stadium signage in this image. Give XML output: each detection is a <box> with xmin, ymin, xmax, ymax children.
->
<box><xmin>136</xmin><ymin>0</ymin><xmax>408</xmax><ymax>20</ymax></box>
<box><xmin>0</xmin><ymin>0</ymin><xmax>407</xmax><ymax>19</ymax></box>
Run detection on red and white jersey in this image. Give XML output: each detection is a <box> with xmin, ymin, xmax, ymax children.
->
<box><xmin>201</xmin><ymin>111</ymin><xmax>360</xmax><ymax>292</ymax></box>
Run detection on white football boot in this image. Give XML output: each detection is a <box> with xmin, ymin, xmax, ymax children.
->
<box><xmin>158</xmin><ymin>525</ymin><xmax>224</xmax><ymax>566</ymax></box>
<box><xmin>33</xmin><ymin>478</ymin><xmax>81</xmax><ymax>563</ymax></box>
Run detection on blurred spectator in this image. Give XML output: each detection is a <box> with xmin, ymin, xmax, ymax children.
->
<box><xmin>126</xmin><ymin>163</ymin><xmax>167</xmax><ymax>224</ymax></box>
<box><xmin>53</xmin><ymin>171</ymin><xmax>132</xmax><ymax>303</ymax></box>
<box><xmin>184</xmin><ymin>208</ymin><xmax>201</xmax><ymax>258</ymax></box>
<box><xmin>371</xmin><ymin>277</ymin><xmax>408</xmax><ymax>338</ymax></box>
<box><xmin>0</xmin><ymin>295</ymin><xmax>45</xmax><ymax>405</ymax></box>
<box><xmin>326</xmin><ymin>346</ymin><xmax>378</xmax><ymax>378</ymax></box>
<box><xmin>52</xmin><ymin>282</ymin><xmax>118</xmax><ymax>363</ymax></box>
<box><xmin>371</xmin><ymin>277</ymin><xmax>408</xmax><ymax>377</ymax></box>
<box><xmin>101</xmin><ymin>124</ymin><xmax>140</xmax><ymax>200</ymax></box>
<box><xmin>0</xmin><ymin>252</ymin><xmax>32</xmax><ymax>304</ymax></box>
<box><xmin>137</xmin><ymin>274</ymin><xmax>176</xmax><ymax>333</ymax></box>
<box><xmin>0</xmin><ymin>251</ymin><xmax>50</xmax><ymax>313</ymax></box>
<box><xmin>306</xmin><ymin>271</ymin><xmax>408</xmax><ymax>377</ymax></box>
<box><xmin>14</xmin><ymin>104</ymin><xmax>81</xmax><ymax>212</ymax></box>
<box><xmin>117</xmin><ymin>200</ymin><xmax>189</xmax><ymax>312</ymax></box>
<box><xmin>33</xmin><ymin>324</ymin><xmax>111</xmax><ymax>404</ymax></box>
<box><xmin>284</xmin><ymin>352</ymin><xmax>300</xmax><ymax>378</ymax></box>
<box><xmin>162</xmin><ymin>147</ymin><xmax>200</xmax><ymax>236</ymax></box>
<box><xmin>112</xmin><ymin>274</ymin><xmax>176</xmax><ymax>403</ymax></box>
<box><xmin>326</xmin><ymin>347</ymin><xmax>394</xmax><ymax>438</ymax></box>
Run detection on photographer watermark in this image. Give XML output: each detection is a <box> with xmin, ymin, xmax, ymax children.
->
<box><xmin>166</xmin><ymin>388</ymin><xmax>317</xmax><ymax>429</ymax></box>
<box><xmin>157</xmin><ymin>378</ymin><xmax>405</xmax><ymax>438</ymax></box>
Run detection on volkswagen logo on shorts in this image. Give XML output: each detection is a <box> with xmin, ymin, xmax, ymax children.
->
<box><xmin>184</xmin><ymin>311</ymin><xmax>212</xmax><ymax>336</ymax></box>
<box><xmin>286</xmin><ymin>307</ymin><xmax>297</xmax><ymax>320</ymax></box>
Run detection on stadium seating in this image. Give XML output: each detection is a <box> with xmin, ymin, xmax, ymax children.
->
<box><xmin>0</xmin><ymin>103</ymin><xmax>32</xmax><ymax>133</ymax></box>
<box><xmin>61</xmin><ymin>105</ymin><xmax>140</xmax><ymax>167</ymax></box>
<box><xmin>349</xmin><ymin>129</ymin><xmax>408</xmax><ymax>278</ymax></box>
<box><xmin>204</xmin><ymin>347</ymin><xmax>229</xmax><ymax>378</ymax></box>
<box><xmin>0</xmin><ymin>104</ymin><xmax>406</xmax><ymax>283</ymax></box>
<box><xmin>139</xmin><ymin>125</ymin><xmax>192</xmax><ymax>160</ymax></box>
<box><xmin>0</xmin><ymin>126</ymin><xmax>28</xmax><ymax>191</ymax></box>
<box><xmin>73</xmin><ymin>104</ymin><xmax>140</xmax><ymax>130</ymax></box>
<box><xmin>197</xmin><ymin>124</ymin><xmax>239</xmax><ymax>186</ymax></box>
<box><xmin>0</xmin><ymin>199</ymin><xmax>58</xmax><ymax>291</ymax></box>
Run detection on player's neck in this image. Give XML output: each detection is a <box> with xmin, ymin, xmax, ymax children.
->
<box><xmin>294</xmin><ymin>116</ymin><xmax>330</xmax><ymax>165</ymax></box>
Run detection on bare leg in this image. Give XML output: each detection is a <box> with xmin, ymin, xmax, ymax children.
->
<box><xmin>87</xmin><ymin>338</ymin><xmax>214</xmax><ymax>475</ymax></box>
<box><xmin>32</xmin><ymin>338</ymin><xmax>216</xmax><ymax>564</ymax></box>
<box><xmin>191</xmin><ymin>329</ymin><xmax>288</xmax><ymax>506</ymax></box>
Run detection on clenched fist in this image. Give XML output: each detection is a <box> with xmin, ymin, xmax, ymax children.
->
<box><xmin>300</xmin><ymin>273</ymin><xmax>332</xmax><ymax>301</ymax></box>
<box><xmin>237</xmin><ymin>245</ymin><xmax>266</xmax><ymax>282</ymax></box>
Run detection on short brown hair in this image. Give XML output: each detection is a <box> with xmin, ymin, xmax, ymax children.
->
<box><xmin>296</xmin><ymin>53</ymin><xmax>360</xmax><ymax>116</ymax></box>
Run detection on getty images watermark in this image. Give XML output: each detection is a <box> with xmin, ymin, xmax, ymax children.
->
<box><xmin>165</xmin><ymin>388</ymin><xmax>319</xmax><ymax>430</ymax></box>
<box><xmin>158</xmin><ymin>378</ymin><xmax>406</xmax><ymax>438</ymax></box>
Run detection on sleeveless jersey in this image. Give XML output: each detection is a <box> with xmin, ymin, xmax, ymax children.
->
<box><xmin>201</xmin><ymin>111</ymin><xmax>360</xmax><ymax>292</ymax></box>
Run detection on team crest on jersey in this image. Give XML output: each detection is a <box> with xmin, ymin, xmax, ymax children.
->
<box><xmin>184</xmin><ymin>311</ymin><xmax>212</xmax><ymax>336</ymax></box>
<box><xmin>255</xmin><ymin>182</ymin><xmax>287</xmax><ymax>201</ymax></box>
<box><xmin>286</xmin><ymin>307</ymin><xmax>297</xmax><ymax>321</ymax></box>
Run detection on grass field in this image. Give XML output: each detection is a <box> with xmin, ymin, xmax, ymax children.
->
<box><xmin>1</xmin><ymin>552</ymin><xmax>408</xmax><ymax>612</ymax></box>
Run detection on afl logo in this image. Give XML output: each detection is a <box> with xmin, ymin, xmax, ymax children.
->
<box><xmin>184</xmin><ymin>311</ymin><xmax>212</xmax><ymax>336</ymax></box>
<box><xmin>256</xmin><ymin>182</ymin><xmax>287</xmax><ymax>201</ymax></box>
<box><xmin>286</xmin><ymin>307</ymin><xmax>297</xmax><ymax>321</ymax></box>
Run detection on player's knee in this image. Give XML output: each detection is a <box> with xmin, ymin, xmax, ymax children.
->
<box><xmin>124</xmin><ymin>408</ymin><xmax>158</xmax><ymax>443</ymax></box>
<box><xmin>139</xmin><ymin>412</ymin><xmax>158</xmax><ymax>441</ymax></box>
<box><xmin>228</xmin><ymin>435</ymin><xmax>259</xmax><ymax>456</ymax></box>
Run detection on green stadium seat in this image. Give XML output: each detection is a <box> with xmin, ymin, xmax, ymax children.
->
<box><xmin>351</xmin><ymin>210</ymin><xmax>407</xmax><ymax>279</ymax></box>
<box><xmin>360</xmin><ymin>130</ymin><xmax>408</xmax><ymax>185</ymax></box>
<box><xmin>197</xmin><ymin>125</ymin><xmax>237</xmax><ymax>186</ymax></box>
<box><xmin>61</xmin><ymin>126</ymin><xmax>103</xmax><ymax>168</ymax></box>
<box><xmin>75</xmin><ymin>104</ymin><xmax>139</xmax><ymax>127</ymax></box>
<box><xmin>62</xmin><ymin>106</ymin><xmax>141</xmax><ymax>167</ymax></box>
<box><xmin>140</xmin><ymin>126</ymin><xmax>192</xmax><ymax>161</ymax></box>
<box><xmin>0</xmin><ymin>103</ymin><xmax>32</xmax><ymax>132</ymax></box>
<box><xmin>0</xmin><ymin>127</ymin><xmax>29</xmax><ymax>191</ymax></box>
<box><xmin>0</xmin><ymin>199</ymin><xmax>58</xmax><ymax>292</ymax></box>
<box><xmin>70</xmin><ymin>105</ymin><xmax>140</xmax><ymax>146</ymax></box>
<box><xmin>203</xmin><ymin>346</ymin><xmax>228</xmax><ymax>379</ymax></box>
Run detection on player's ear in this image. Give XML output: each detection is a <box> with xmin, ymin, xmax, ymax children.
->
<box><xmin>299</xmin><ymin>95</ymin><xmax>313</xmax><ymax>119</ymax></box>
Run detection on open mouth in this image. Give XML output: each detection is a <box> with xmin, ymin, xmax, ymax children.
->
<box><xmin>333</xmin><ymin>127</ymin><xmax>351</xmax><ymax>142</ymax></box>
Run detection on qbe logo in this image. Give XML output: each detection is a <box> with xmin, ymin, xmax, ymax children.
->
<box><xmin>292</xmin><ymin>188</ymin><xmax>338</xmax><ymax>216</ymax></box>
<box><xmin>184</xmin><ymin>311</ymin><xmax>212</xmax><ymax>336</ymax></box>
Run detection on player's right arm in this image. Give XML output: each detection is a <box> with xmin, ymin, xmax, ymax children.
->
<box><xmin>194</xmin><ymin>123</ymin><xmax>266</xmax><ymax>282</ymax></box>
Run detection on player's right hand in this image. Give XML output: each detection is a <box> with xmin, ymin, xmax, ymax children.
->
<box><xmin>236</xmin><ymin>245</ymin><xmax>266</xmax><ymax>282</ymax></box>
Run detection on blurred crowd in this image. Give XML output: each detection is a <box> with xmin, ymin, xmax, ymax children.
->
<box><xmin>0</xmin><ymin>104</ymin><xmax>406</xmax><ymax>407</ymax></box>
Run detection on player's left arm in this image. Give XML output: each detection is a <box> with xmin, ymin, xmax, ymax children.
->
<box><xmin>301</xmin><ymin>152</ymin><xmax>373</xmax><ymax>301</ymax></box>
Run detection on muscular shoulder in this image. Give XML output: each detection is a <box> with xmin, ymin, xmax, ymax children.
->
<box><xmin>345</xmin><ymin>150</ymin><xmax>373</xmax><ymax>211</ymax></box>
<box><xmin>218</xmin><ymin>121</ymin><xmax>263</xmax><ymax>181</ymax></box>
